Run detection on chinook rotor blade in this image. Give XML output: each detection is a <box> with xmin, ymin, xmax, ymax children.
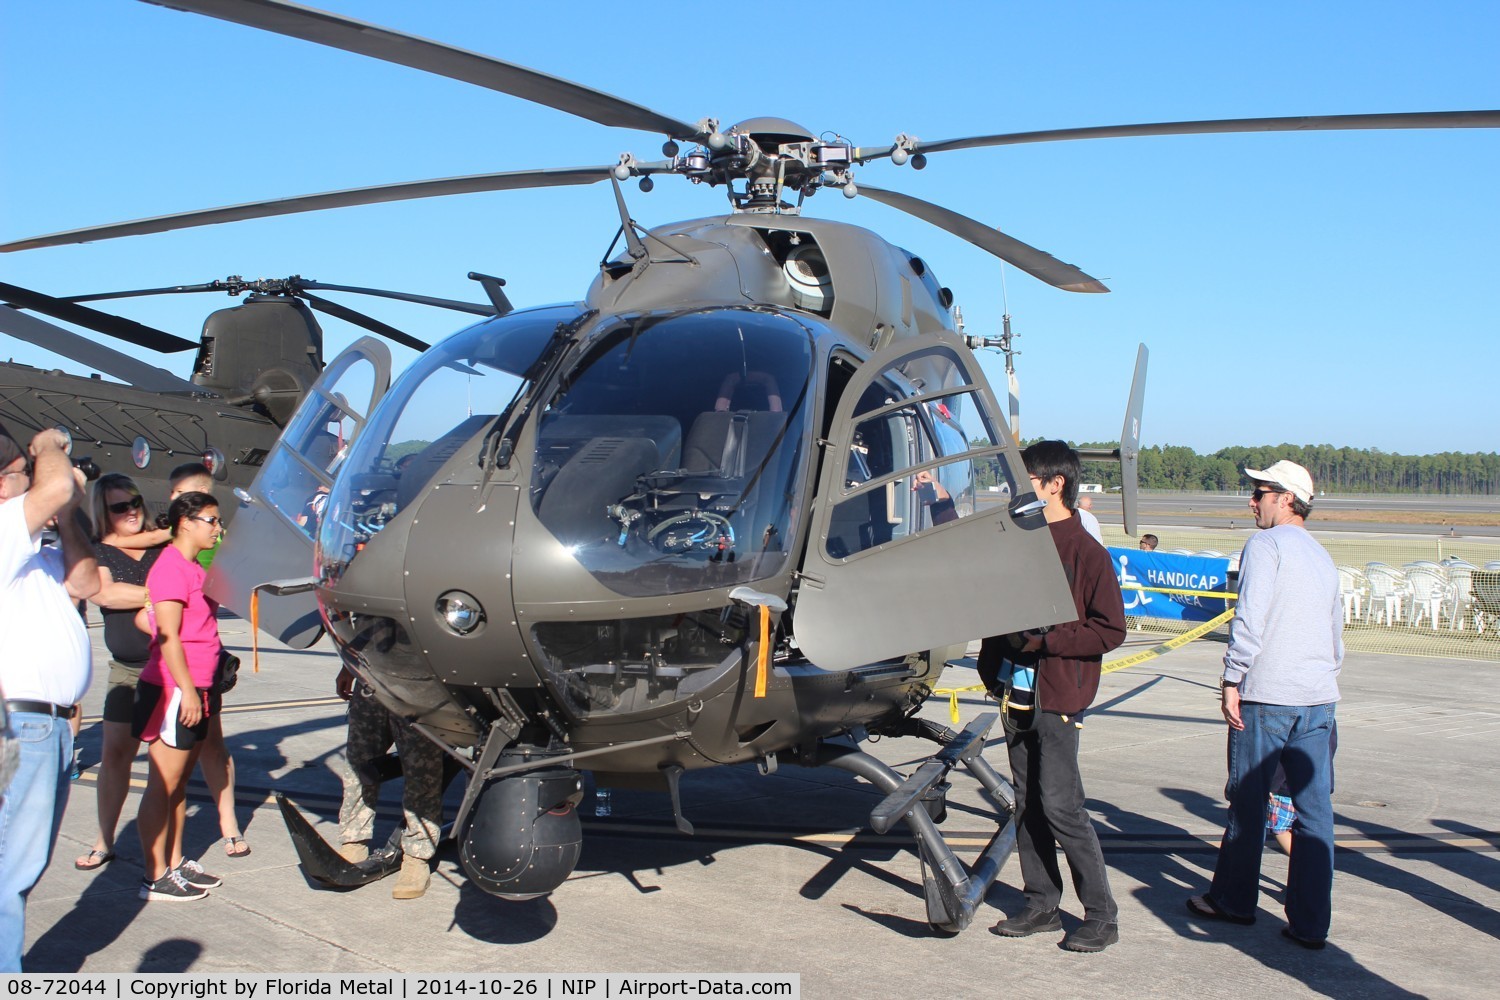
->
<box><xmin>0</xmin><ymin>306</ymin><xmax>200</xmax><ymax>394</ymax></box>
<box><xmin>864</xmin><ymin>110</ymin><xmax>1500</xmax><ymax>159</ymax></box>
<box><xmin>298</xmin><ymin>292</ymin><xmax>430</xmax><ymax>352</ymax></box>
<box><xmin>0</xmin><ymin>281</ymin><xmax>198</xmax><ymax>352</ymax></box>
<box><xmin>0</xmin><ymin>166</ymin><xmax>618</xmax><ymax>252</ymax></box>
<box><xmin>856</xmin><ymin>185</ymin><xmax>1108</xmax><ymax>293</ymax></box>
<box><xmin>143</xmin><ymin>0</ymin><xmax>705</xmax><ymax>141</ymax></box>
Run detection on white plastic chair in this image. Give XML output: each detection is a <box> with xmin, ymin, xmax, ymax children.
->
<box><xmin>1446</xmin><ymin>563</ymin><xmax>1477</xmax><ymax>630</ymax></box>
<box><xmin>1336</xmin><ymin>566</ymin><xmax>1368</xmax><ymax>625</ymax></box>
<box><xmin>1403</xmin><ymin>564</ymin><xmax>1451</xmax><ymax>631</ymax></box>
<box><xmin>1364</xmin><ymin>563</ymin><xmax>1407</xmax><ymax>626</ymax></box>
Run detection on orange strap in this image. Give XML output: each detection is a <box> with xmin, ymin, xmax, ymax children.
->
<box><xmin>249</xmin><ymin>588</ymin><xmax>261</xmax><ymax>675</ymax></box>
<box><xmin>754</xmin><ymin>604</ymin><xmax>770</xmax><ymax>698</ymax></box>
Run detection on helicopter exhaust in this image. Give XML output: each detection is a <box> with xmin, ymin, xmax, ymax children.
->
<box><xmin>458</xmin><ymin>756</ymin><xmax>585</xmax><ymax>901</ymax></box>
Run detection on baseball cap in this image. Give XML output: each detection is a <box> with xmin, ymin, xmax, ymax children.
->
<box><xmin>1245</xmin><ymin>460</ymin><xmax>1314</xmax><ymax>504</ymax></box>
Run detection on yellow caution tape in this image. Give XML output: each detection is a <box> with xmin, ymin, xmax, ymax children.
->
<box><xmin>1102</xmin><ymin>607</ymin><xmax>1238</xmax><ymax>674</ymax></box>
<box><xmin>1120</xmin><ymin>584</ymin><xmax>1237</xmax><ymax>600</ymax></box>
<box><xmin>932</xmin><ymin>684</ymin><xmax>988</xmax><ymax>725</ymax></box>
<box><xmin>932</xmin><ymin>605</ymin><xmax>1239</xmax><ymax>722</ymax></box>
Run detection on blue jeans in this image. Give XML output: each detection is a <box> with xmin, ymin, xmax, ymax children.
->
<box><xmin>1209</xmin><ymin>701</ymin><xmax>1336</xmax><ymax>941</ymax></box>
<box><xmin>0</xmin><ymin>712</ymin><xmax>73</xmax><ymax>972</ymax></box>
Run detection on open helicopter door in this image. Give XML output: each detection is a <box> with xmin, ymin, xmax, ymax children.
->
<box><xmin>794</xmin><ymin>334</ymin><xmax>1075</xmax><ymax>671</ymax></box>
<box><xmin>206</xmin><ymin>337</ymin><xmax>391</xmax><ymax>648</ymax></box>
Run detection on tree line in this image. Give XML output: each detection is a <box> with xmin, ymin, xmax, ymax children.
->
<box><xmin>1071</xmin><ymin>443</ymin><xmax>1500</xmax><ymax>495</ymax></box>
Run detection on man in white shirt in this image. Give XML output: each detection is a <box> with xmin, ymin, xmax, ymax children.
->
<box><xmin>0</xmin><ymin>424</ymin><xmax>98</xmax><ymax>972</ymax></box>
<box><xmin>1186</xmin><ymin>459</ymin><xmax>1342</xmax><ymax>950</ymax></box>
<box><xmin>1076</xmin><ymin>495</ymin><xmax>1104</xmax><ymax>543</ymax></box>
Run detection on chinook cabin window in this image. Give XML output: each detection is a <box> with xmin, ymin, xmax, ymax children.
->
<box><xmin>530</xmin><ymin>308</ymin><xmax>817</xmax><ymax>598</ymax></box>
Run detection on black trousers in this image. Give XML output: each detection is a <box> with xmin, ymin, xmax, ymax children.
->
<box><xmin>1006</xmin><ymin>710</ymin><xmax>1118</xmax><ymax>921</ymax></box>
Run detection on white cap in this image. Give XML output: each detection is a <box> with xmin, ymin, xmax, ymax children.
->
<box><xmin>1245</xmin><ymin>460</ymin><xmax>1314</xmax><ymax>504</ymax></box>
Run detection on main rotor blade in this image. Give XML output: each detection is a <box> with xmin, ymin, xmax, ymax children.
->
<box><xmin>856</xmin><ymin>186</ymin><xmax>1108</xmax><ymax>293</ymax></box>
<box><xmin>298</xmin><ymin>292</ymin><xmax>430</xmax><ymax>352</ymax></box>
<box><xmin>62</xmin><ymin>282</ymin><xmax>229</xmax><ymax>304</ymax></box>
<box><xmin>144</xmin><ymin>0</ymin><xmax>704</xmax><ymax>140</ymax></box>
<box><xmin>897</xmin><ymin>110</ymin><xmax>1500</xmax><ymax>158</ymax></box>
<box><xmin>297</xmin><ymin>281</ymin><xmax>494</xmax><ymax>317</ymax></box>
<box><xmin>0</xmin><ymin>281</ymin><xmax>199</xmax><ymax>352</ymax></box>
<box><xmin>0</xmin><ymin>306</ymin><xmax>201</xmax><ymax>394</ymax></box>
<box><xmin>0</xmin><ymin>166</ymin><xmax>617</xmax><ymax>252</ymax></box>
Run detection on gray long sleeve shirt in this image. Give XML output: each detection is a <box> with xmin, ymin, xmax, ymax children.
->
<box><xmin>1223</xmin><ymin>523</ymin><xmax>1343</xmax><ymax>705</ymax></box>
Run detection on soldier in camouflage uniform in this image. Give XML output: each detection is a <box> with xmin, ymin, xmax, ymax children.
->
<box><xmin>335</xmin><ymin>664</ymin><xmax>444</xmax><ymax>899</ymax></box>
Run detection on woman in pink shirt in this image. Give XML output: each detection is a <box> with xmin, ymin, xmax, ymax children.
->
<box><xmin>132</xmin><ymin>492</ymin><xmax>225</xmax><ymax>902</ymax></box>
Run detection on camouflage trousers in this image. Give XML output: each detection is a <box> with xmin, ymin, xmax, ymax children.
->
<box><xmin>337</xmin><ymin>685</ymin><xmax>444</xmax><ymax>861</ymax></box>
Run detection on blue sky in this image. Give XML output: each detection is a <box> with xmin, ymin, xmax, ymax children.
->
<box><xmin>3</xmin><ymin>0</ymin><xmax>1497</xmax><ymax>456</ymax></box>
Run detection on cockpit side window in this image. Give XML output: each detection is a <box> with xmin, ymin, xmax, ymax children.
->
<box><xmin>823</xmin><ymin>346</ymin><xmax>1020</xmax><ymax>559</ymax></box>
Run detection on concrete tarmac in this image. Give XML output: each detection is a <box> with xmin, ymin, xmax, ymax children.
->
<box><xmin>18</xmin><ymin>620</ymin><xmax>1500</xmax><ymax>999</ymax></box>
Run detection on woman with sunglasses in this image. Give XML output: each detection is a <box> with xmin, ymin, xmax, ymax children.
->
<box><xmin>133</xmin><ymin>491</ymin><xmax>225</xmax><ymax>901</ymax></box>
<box><xmin>74</xmin><ymin>474</ymin><xmax>168</xmax><ymax>871</ymax></box>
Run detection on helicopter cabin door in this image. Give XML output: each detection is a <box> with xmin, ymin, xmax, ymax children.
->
<box><xmin>206</xmin><ymin>337</ymin><xmax>391</xmax><ymax>648</ymax></box>
<box><xmin>794</xmin><ymin>333</ymin><xmax>1076</xmax><ymax>671</ymax></box>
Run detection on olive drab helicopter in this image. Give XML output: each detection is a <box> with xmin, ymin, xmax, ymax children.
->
<box><xmin>6</xmin><ymin>0</ymin><xmax>1497</xmax><ymax>933</ymax></box>
<box><xmin>0</xmin><ymin>275</ymin><xmax>497</xmax><ymax>512</ymax></box>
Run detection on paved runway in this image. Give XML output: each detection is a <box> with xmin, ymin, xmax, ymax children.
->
<box><xmin>17</xmin><ymin>618</ymin><xmax>1499</xmax><ymax>997</ymax></box>
<box><xmin>978</xmin><ymin>490</ymin><xmax>1500</xmax><ymax>537</ymax></box>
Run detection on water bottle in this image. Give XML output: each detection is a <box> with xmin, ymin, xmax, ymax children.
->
<box><xmin>594</xmin><ymin>786</ymin><xmax>612</xmax><ymax>817</ymax></box>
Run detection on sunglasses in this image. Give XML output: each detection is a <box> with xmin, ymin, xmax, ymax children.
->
<box><xmin>189</xmin><ymin>515</ymin><xmax>223</xmax><ymax>527</ymax></box>
<box><xmin>108</xmin><ymin>496</ymin><xmax>145</xmax><ymax>515</ymax></box>
<box><xmin>1251</xmin><ymin>488</ymin><xmax>1284</xmax><ymax>502</ymax></box>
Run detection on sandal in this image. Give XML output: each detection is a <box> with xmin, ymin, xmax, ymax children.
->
<box><xmin>1186</xmin><ymin>894</ymin><xmax>1256</xmax><ymax>926</ymax></box>
<box><xmin>74</xmin><ymin>849</ymin><xmax>115</xmax><ymax>871</ymax></box>
<box><xmin>223</xmin><ymin>837</ymin><xmax>252</xmax><ymax>858</ymax></box>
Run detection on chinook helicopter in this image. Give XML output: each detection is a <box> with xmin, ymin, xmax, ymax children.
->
<box><xmin>6</xmin><ymin>0</ymin><xmax>1497</xmax><ymax>933</ymax></box>
<box><xmin>0</xmin><ymin>275</ymin><xmax>495</xmax><ymax>510</ymax></box>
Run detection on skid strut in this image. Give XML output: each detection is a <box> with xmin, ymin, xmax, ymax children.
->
<box><xmin>824</xmin><ymin>712</ymin><xmax>1017</xmax><ymax>933</ymax></box>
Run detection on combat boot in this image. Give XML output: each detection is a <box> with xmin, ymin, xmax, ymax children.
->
<box><xmin>392</xmin><ymin>855</ymin><xmax>431</xmax><ymax>899</ymax></box>
<box><xmin>338</xmin><ymin>842</ymin><xmax>369</xmax><ymax>864</ymax></box>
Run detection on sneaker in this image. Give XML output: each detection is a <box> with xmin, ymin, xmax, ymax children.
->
<box><xmin>1062</xmin><ymin>918</ymin><xmax>1120</xmax><ymax>953</ymax></box>
<box><xmin>176</xmin><ymin>858</ymin><xmax>223</xmax><ymax>889</ymax></box>
<box><xmin>139</xmin><ymin>869</ymin><xmax>209</xmax><ymax>902</ymax></box>
<box><xmin>991</xmin><ymin>907</ymin><xmax>1063</xmax><ymax>937</ymax></box>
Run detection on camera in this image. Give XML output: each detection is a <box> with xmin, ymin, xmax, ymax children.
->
<box><xmin>72</xmin><ymin>456</ymin><xmax>101</xmax><ymax>482</ymax></box>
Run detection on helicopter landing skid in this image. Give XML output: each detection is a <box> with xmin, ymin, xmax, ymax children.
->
<box><xmin>822</xmin><ymin>712</ymin><xmax>1017</xmax><ymax>934</ymax></box>
<box><xmin>275</xmin><ymin>791</ymin><xmax>403</xmax><ymax>889</ymax></box>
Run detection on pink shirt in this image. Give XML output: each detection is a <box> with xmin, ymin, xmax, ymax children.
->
<box><xmin>142</xmin><ymin>545</ymin><xmax>222</xmax><ymax>690</ymax></box>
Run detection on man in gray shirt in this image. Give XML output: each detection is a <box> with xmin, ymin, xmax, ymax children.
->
<box><xmin>1187</xmin><ymin>459</ymin><xmax>1342</xmax><ymax>949</ymax></box>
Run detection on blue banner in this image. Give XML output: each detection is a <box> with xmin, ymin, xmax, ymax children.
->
<box><xmin>1108</xmin><ymin>547</ymin><xmax>1232</xmax><ymax>622</ymax></box>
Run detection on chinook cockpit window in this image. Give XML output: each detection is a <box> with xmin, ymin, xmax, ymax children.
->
<box><xmin>530</xmin><ymin>308</ymin><xmax>817</xmax><ymax>597</ymax></box>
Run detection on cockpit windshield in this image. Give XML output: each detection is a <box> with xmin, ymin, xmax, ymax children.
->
<box><xmin>530</xmin><ymin>308</ymin><xmax>817</xmax><ymax>597</ymax></box>
<box><xmin>319</xmin><ymin>304</ymin><xmax>579</xmax><ymax>570</ymax></box>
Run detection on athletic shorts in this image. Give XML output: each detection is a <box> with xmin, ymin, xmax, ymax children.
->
<box><xmin>133</xmin><ymin>680</ymin><xmax>220</xmax><ymax>750</ymax></box>
<box><xmin>102</xmin><ymin>659</ymin><xmax>146</xmax><ymax>725</ymax></box>
<box><xmin>1266</xmin><ymin>793</ymin><xmax>1296</xmax><ymax>834</ymax></box>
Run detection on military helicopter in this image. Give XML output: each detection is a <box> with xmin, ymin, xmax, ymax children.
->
<box><xmin>0</xmin><ymin>275</ymin><xmax>496</xmax><ymax>511</ymax></box>
<box><xmin>6</xmin><ymin>0</ymin><xmax>1497</xmax><ymax>933</ymax></box>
